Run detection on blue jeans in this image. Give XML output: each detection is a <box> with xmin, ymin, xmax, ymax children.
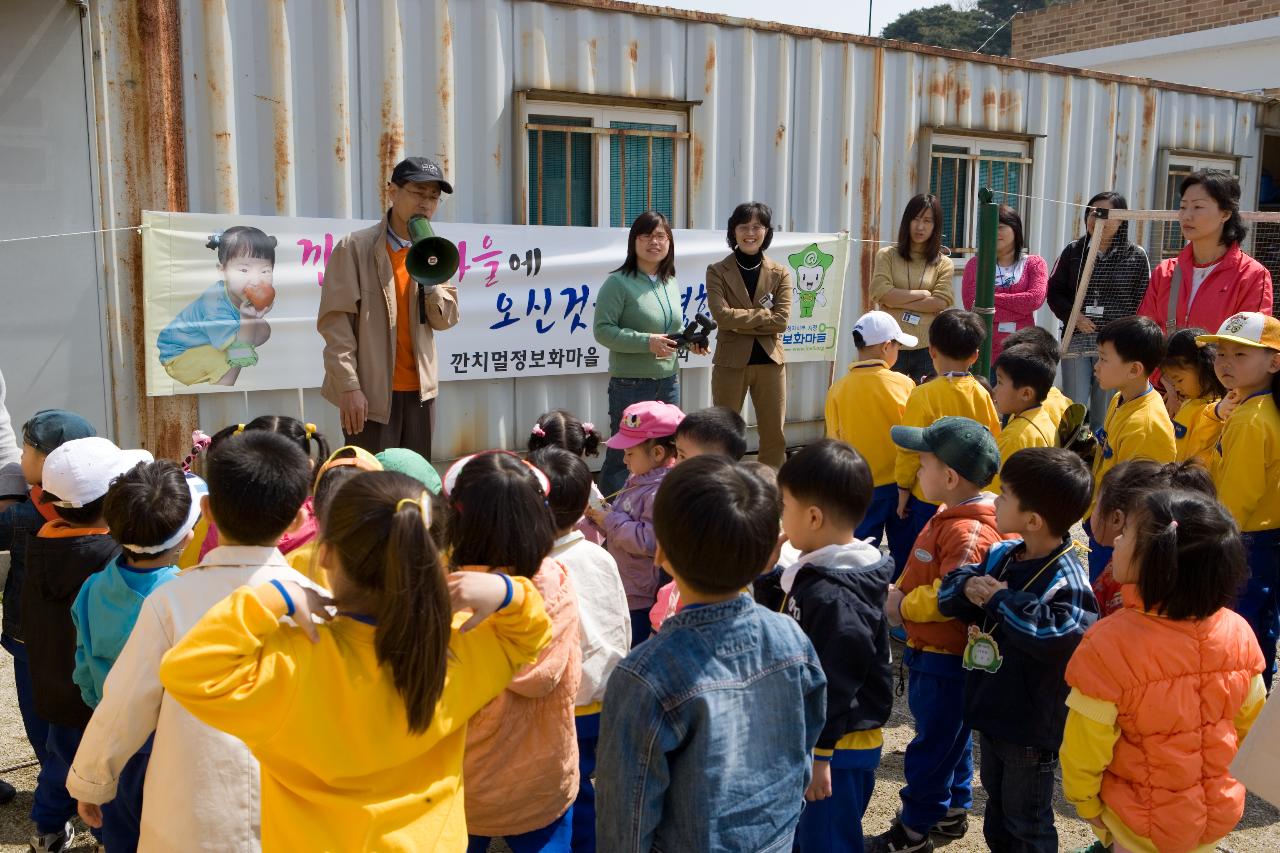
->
<box><xmin>468</xmin><ymin>807</ymin><xmax>573</xmax><ymax>853</ymax></box>
<box><xmin>899</xmin><ymin>649</ymin><xmax>972</xmax><ymax>834</ymax></box>
<box><xmin>1060</xmin><ymin>354</ymin><xmax>1111</xmax><ymax>431</ymax></box>
<box><xmin>100</xmin><ymin>744</ymin><xmax>150</xmax><ymax>853</ymax></box>
<box><xmin>600</xmin><ymin>375</ymin><xmax>680</xmax><ymax>498</ymax></box>
<box><xmin>890</xmin><ymin>496</ymin><xmax>939</xmax><ymax>578</ymax></box>
<box><xmin>1237</xmin><ymin>529</ymin><xmax>1280</xmax><ymax>690</ymax></box>
<box><xmin>572</xmin><ymin>714</ymin><xmax>599</xmax><ymax>853</ymax></box>
<box><xmin>856</xmin><ymin>484</ymin><xmax>913</xmax><ymax>569</ymax></box>
<box><xmin>629</xmin><ymin>608</ymin><xmax>652</xmax><ymax>648</ymax></box>
<box><xmin>44</xmin><ymin>725</ymin><xmax>99</xmax><ymax>840</ymax></box>
<box><xmin>795</xmin><ymin>747</ymin><xmax>879</xmax><ymax>853</ymax></box>
<box><xmin>891</xmin><ymin>348</ymin><xmax>936</xmax><ymax>384</ymax></box>
<box><xmin>978</xmin><ymin>733</ymin><xmax>1058</xmax><ymax>853</ymax></box>
<box><xmin>8</xmin><ymin>637</ymin><xmax>77</xmax><ymax>836</ymax></box>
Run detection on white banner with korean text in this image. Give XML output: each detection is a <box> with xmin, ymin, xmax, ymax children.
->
<box><xmin>142</xmin><ymin>211</ymin><xmax>848</xmax><ymax>396</ymax></box>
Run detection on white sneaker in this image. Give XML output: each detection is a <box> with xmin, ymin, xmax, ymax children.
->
<box><xmin>28</xmin><ymin>822</ymin><xmax>75</xmax><ymax>853</ymax></box>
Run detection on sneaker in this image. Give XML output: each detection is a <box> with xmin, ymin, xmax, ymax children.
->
<box><xmin>866</xmin><ymin>820</ymin><xmax>935</xmax><ymax>853</ymax></box>
<box><xmin>930</xmin><ymin>810</ymin><xmax>969</xmax><ymax>838</ymax></box>
<box><xmin>28</xmin><ymin>822</ymin><xmax>75</xmax><ymax>853</ymax></box>
<box><xmin>889</xmin><ymin>625</ymin><xmax>908</xmax><ymax>643</ymax></box>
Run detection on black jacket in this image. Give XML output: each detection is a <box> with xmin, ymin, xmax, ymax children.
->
<box><xmin>1046</xmin><ymin>235</ymin><xmax>1151</xmax><ymax>330</ymax></box>
<box><xmin>937</xmin><ymin>539</ymin><xmax>1098</xmax><ymax>751</ymax></box>
<box><xmin>756</xmin><ymin>541</ymin><xmax>894</xmax><ymax>751</ymax></box>
<box><xmin>21</xmin><ymin>525</ymin><xmax>119</xmax><ymax>728</ymax></box>
<box><xmin>0</xmin><ymin>499</ymin><xmax>46</xmax><ymax>642</ymax></box>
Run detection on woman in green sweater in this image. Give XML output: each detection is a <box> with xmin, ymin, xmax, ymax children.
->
<box><xmin>593</xmin><ymin>211</ymin><xmax>688</xmax><ymax>497</ymax></box>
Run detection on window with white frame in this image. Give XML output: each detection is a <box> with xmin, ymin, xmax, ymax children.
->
<box><xmin>520</xmin><ymin>97</ymin><xmax>690</xmax><ymax>228</ymax></box>
<box><xmin>1159</xmin><ymin>151</ymin><xmax>1240</xmax><ymax>260</ymax></box>
<box><xmin>928</xmin><ymin>134</ymin><xmax>1032</xmax><ymax>257</ymax></box>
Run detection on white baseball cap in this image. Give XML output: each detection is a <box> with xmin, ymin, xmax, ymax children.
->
<box><xmin>42</xmin><ymin>437</ymin><xmax>153</xmax><ymax>508</ymax></box>
<box><xmin>853</xmin><ymin>310</ymin><xmax>919</xmax><ymax>348</ymax></box>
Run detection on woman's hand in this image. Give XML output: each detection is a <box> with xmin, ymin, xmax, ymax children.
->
<box><xmin>648</xmin><ymin>334</ymin><xmax>677</xmax><ymax>357</ymax></box>
<box><xmin>1075</xmin><ymin>315</ymin><xmax>1097</xmax><ymax>334</ymax></box>
<box><xmin>448</xmin><ymin>571</ymin><xmax>515</xmax><ymax>632</ymax></box>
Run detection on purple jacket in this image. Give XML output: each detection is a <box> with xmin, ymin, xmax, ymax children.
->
<box><xmin>602</xmin><ymin>465</ymin><xmax>671</xmax><ymax>609</ymax></box>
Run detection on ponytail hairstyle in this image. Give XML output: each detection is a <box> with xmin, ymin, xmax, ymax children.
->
<box><xmin>1097</xmin><ymin>458</ymin><xmax>1216</xmax><ymax>525</ymax></box>
<box><xmin>1127</xmin><ymin>488</ymin><xmax>1245</xmax><ymax>621</ymax></box>
<box><xmin>321</xmin><ymin>471</ymin><xmax>449</xmax><ymax>733</ymax></box>
<box><xmin>208</xmin><ymin>416</ymin><xmax>330</xmax><ymax>480</ymax></box>
<box><xmin>445</xmin><ymin>452</ymin><xmax>555</xmax><ymax>579</ymax></box>
<box><xmin>527</xmin><ymin>409</ymin><xmax>601</xmax><ymax>457</ymax></box>
<box><xmin>207</xmin><ymin>225</ymin><xmax>278</xmax><ymax>267</ymax></box>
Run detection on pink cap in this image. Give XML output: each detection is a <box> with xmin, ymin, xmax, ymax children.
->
<box><xmin>604</xmin><ymin>401</ymin><xmax>685</xmax><ymax>449</ymax></box>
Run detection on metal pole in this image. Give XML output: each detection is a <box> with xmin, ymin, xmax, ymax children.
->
<box><xmin>867</xmin><ymin>0</ymin><xmax>873</xmax><ymax>36</ymax></box>
<box><xmin>975</xmin><ymin>187</ymin><xmax>998</xmax><ymax>378</ymax></box>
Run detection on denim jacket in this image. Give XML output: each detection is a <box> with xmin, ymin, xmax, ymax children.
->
<box><xmin>596</xmin><ymin>594</ymin><xmax>827</xmax><ymax>852</ymax></box>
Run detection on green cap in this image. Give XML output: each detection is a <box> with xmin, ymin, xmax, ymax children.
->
<box><xmin>890</xmin><ymin>416</ymin><xmax>1000</xmax><ymax>487</ymax></box>
<box><xmin>375</xmin><ymin>448</ymin><xmax>442</xmax><ymax>495</ymax></box>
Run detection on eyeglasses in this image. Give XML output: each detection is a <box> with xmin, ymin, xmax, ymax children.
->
<box><xmin>640</xmin><ymin>234</ymin><xmax>670</xmax><ymax>245</ymax></box>
<box><xmin>736</xmin><ymin>224</ymin><xmax>767</xmax><ymax>233</ymax></box>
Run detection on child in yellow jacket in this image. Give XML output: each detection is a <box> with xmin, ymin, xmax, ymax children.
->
<box><xmin>825</xmin><ymin>311</ymin><xmax>918</xmax><ymax>568</ymax></box>
<box><xmin>159</xmin><ymin>470</ymin><xmax>553</xmax><ymax>853</ymax></box>
<box><xmin>1198</xmin><ymin>312</ymin><xmax>1280</xmax><ymax>689</ymax></box>
<box><xmin>894</xmin><ymin>309</ymin><xmax>1001</xmax><ymax>571</ymax></box>
<box><xmin>1160</xmin><ymin>328</ymin><xmax>1225</xmax><ymax>465</ymax></box>
<box><xmin>1085</xmin><ymin>316</ymin><xmax>1176</xmax><ymax>581</ymax></box>
<box><xmin>989</xmin><ymin>344</ymin><xmax>1060</xmax><ymax>493</ymax></box>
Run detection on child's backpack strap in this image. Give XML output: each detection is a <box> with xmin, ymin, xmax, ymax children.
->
<box><xmin>1166</xmin><ymin>262</ymin><xmax>1184</xmax><ymax>335</ymax></box>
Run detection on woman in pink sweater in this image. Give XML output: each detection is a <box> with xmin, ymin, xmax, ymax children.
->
<box><xmin>962</xmin><ymin>205</ymin><xmax>1048</xmax><ymax>362</ymax></box>
<box><xmin>444</xmin><ymin>451</ymin><xmax>582</xmax><ymax>850</ymax></box>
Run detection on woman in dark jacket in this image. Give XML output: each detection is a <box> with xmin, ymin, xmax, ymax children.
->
<box><xmin>1046</xmin><ymin>191</ymin><xmax>1150</xmax><ymax>428</ymax></box>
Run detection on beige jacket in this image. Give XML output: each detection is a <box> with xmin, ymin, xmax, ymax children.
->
<box><xmin>66</xmin><ymin>547</ymin><xmax>322</xmax><ymax>852</ymax></box>
<box><xmin>705</xmin><ymin>254</ymin><xmax>792</xmax><ymax>367</ymax></box>
<box><xmin>317</xmin><ymin>213</ymin><xmax>460</xmax><ymax>423</ymax></box>
<box><xmin>868</xmin><ymin>245</ymin><xmax>955</xmax><ymax>351</ymax></box>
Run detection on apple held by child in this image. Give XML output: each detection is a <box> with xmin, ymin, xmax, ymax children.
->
<box><xmin>244</xmin><ymin>281</ymin><xmax>276</xmax><ymax>312</ymax></box>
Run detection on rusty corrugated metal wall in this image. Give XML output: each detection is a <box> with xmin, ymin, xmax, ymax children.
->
<box><xmin>88</xmin><ymin>0</ymin><xmax>1267</xmax><ymax>459</ymax></box>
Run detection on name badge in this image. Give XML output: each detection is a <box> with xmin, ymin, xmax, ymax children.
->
<box><xmin>901</xmin><ymin>311</ymin><xmax>922</xmax><ymax>326</ymax></box>
<box><xmin>962</xmin><ymin>626</ymin><xmax>1003</xmax><ymax>673</ymax></box>
<box><xmin>1085</xmin><ymin>305</ymin><xmax>1105</xmax><ymax>317</ymax></box>
<box><xmin>761</xmin><ymin>293</ymin><xmax>774</xmax><ymax>310</ymax></box>
<box><xmin>997</xmin><ymin>321</ymin><xmax>1017</xmax><ymax>333</ymax></box>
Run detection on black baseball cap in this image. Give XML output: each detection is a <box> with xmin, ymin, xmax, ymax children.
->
<box><xmin>22</xmin><ymin>409</ymin><xmax>97</xmax><ymax>455</ymax></box>
<box><xmin>890</xmin><ymin>416</ymin><xmax>1000</xmax><ymax>487</ymax></box>
<box><xmin>390</xmin><ymin>157</ymin><xmax>453</xmax><ymax>194</ymax></box>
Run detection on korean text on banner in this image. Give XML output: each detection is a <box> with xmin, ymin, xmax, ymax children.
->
<box><xmin>141</xmin><ymin>210</ymin><xmax>848</xmax><ymax>396</ymax></box>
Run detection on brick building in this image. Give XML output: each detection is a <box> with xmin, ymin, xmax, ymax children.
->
<box><xmin>1012</xmin><ymin>0</ymin><xmax>1280</xmax><ymax>93</ymax></box>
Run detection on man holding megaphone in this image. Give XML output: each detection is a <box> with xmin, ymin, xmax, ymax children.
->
<box><xmin>318</xmin><ymin>156</ymin><xmax>460</xmax><ymax>459</ymax></box>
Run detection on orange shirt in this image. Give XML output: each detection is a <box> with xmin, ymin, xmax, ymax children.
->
<box><xmin>388</xmin><ymin>243</ymin><xmax>419</xmax><ymax>392</ymax></box>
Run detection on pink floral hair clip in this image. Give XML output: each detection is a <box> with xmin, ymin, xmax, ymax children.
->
<box><xmin>582</xmin><ymin>422</ymin><xmax>595</xmax><ymax>434</ymax></box>
<box><xmin>531</xmin><ymin>423</ymin><xmax>546</xmax><ymax>438</ymax></box>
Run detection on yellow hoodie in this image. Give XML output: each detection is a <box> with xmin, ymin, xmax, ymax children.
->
<box><xmin>159</xmin><ymin>578</ymin><xmax>551</xmax><ymax>852</ymax></box>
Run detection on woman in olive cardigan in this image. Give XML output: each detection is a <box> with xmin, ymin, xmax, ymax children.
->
<box><xmin>706</xmin><ymin>202</ymin><xmax>793</xmax><ymax>468</ymax></box>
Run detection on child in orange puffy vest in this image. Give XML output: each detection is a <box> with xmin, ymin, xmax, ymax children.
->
<box><xmin>1063</xmin><ymin>488</ymin><xmax>1267</xmax><ymax>853</ymax></box>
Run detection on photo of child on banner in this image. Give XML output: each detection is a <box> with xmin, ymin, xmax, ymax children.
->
<box><xmin>155</xmin><ymin>226</ymin><xmax>278</xmax><ymax>387</ymax></box>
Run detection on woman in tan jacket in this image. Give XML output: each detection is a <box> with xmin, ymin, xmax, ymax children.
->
<box><xmin>706</xmin><ymin>202</ymin><xmax>793</xmax><ymax>468</ymax></box>
<box><xmin>868</xmin><ymin>194</ymin><xmax>955</xmax><ymax>383</ymax></box>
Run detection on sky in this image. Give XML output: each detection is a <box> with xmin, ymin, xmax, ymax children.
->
<box><xmin>614</xmin><ymin>0</ymin><xmax>945</xmax><ymax>39</ymax></box>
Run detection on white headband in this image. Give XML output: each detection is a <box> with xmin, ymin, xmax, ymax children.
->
<box><xmin>121</xmin><ymin>474</ymin><xmax>208</xmax><ymax>555</ymax></box>
<box><xmin>443</xmin><ymin>451</ymin><xmax>552</xmax><ymax>498</ymax></box>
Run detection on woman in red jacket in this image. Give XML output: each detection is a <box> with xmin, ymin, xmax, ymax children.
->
<box><xmin>961</xmin><ymin>205</ymin><xmax>1047</xmax><ymax>363</ymax></box>
<box><xmin>1138</xmin><ymin>170</ymin><xmax>1273</xmax><ymax>335</ymax></box>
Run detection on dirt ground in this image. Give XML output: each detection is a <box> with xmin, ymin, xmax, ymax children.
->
<box><xmin>0</xmin><ymin>649</ymin><xmax>1274</xmax><ymax>853</ymax></box>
